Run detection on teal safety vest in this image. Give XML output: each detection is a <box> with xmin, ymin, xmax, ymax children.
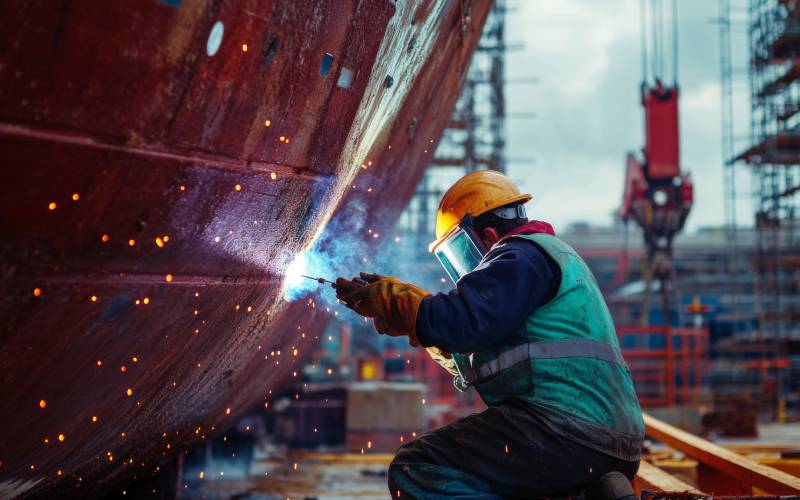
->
<box><xmin>451</xmin><ymin>233</ymin><xmax>644</xmax><ymax>460</ymax></box>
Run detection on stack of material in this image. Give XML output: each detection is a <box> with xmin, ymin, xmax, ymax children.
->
<box><xmin>346</xmin><ymin>381</ymin><xmax>426</xmax><ymax>453</ymax></box>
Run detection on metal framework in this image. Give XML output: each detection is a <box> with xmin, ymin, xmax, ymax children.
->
<box><xmin>719</xmin><ymin>0</ymin><xmax>800</xmax><ymax>420</ymax></box>
<box><xmin>719</xmin><ymin>0</ymin><xmax>754</xmax><ymax>331</ymax></box>
<box><xmin>619</xmin><ymin>326</ymin><xmax>709</xmax><ymax>407</ymax></box>
<box><xmin>744</xmin><ymin>0</ymin><xmax>800</xmax><ymax>338</ymax></box>
<box><xmin>401</xmin><ymin>0</ymin><xmax>509</xmax><ymax>238</ymax></box>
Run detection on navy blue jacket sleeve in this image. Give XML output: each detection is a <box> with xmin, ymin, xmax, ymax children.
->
<box><xmin>415</xmin><ymin>238</ymin><xmax>560</xmax><ymax>353</ymax></box>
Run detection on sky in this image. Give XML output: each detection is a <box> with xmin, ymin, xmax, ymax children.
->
<box><xmin>503</xmin><ymin>0</ymin><xmax>751</xmax><ymax>233</ymax></box>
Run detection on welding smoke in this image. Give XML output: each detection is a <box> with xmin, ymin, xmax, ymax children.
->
<box><xmin>282</xmin><ymin>198</ymin><xmax>370</xmax><ymax>304</ymax></box>
<box><xmin>282</xmin><ymin>199</ymin><xmax>450</xmax><ymax>311</ymax></box>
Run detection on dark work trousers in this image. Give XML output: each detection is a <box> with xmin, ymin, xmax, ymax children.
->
<box><xmin>388</xmin><ymin>399</ymin><xmax>639</xmax><ymax>499</ymax></box>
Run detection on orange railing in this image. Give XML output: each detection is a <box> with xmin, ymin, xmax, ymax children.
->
<box><xmin>618</xmin><ymin>326</ymin><xmax>709</xmax><ymax>407</ymax></box>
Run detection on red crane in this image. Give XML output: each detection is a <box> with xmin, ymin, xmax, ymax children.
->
<box><xmin>620</xmin><ymin>0</ymin><xmax>693</xmax><ymax>326</ymax></box>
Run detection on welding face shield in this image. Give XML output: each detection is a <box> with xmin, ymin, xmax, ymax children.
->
<box><xmin>430</xmin><ymin>214</ymin><xmax>488</xmax><ymax>284</ymax></box>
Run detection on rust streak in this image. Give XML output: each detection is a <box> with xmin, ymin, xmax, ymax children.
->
<box><xmin>0</xmin><ymin>122</ymin><xmax>332</xmax><ymax>181</ymax></box>
<box><xmin>13</xmin><ymin>273</ymin><xmax>282</xmax><ymax>286</ymax></box>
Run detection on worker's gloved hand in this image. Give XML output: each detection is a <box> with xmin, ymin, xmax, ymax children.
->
<box><xmin>332</xmin><ymin>275</ymin><xmax>367</xmax><ymax>295</ymax></box>
<box><xmin>335</xmin><ymin>272</ymin><xmax>431</xmax><ymax>347</ymax></box>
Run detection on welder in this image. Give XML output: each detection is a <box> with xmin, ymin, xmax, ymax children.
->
<box><xmin>336</xmin><ymin>170</ymin><xmax>644</xmax><ymax>498</ymax></box>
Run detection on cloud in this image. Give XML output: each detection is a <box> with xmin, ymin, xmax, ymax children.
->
<box><xmin>503</xmin><ymin>0</ymin><xmax>747</xmax><ymax>231</ymax></box>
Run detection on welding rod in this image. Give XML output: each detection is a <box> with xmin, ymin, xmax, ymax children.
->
<box><xmin>301</xmin><ymin>274</ymin><xmax>368</xmax><ymax>288</ymax></box>
<box><xmin>302</xmin><ymin>274</ymin><xmax>336</xmax><ymax>286</ymax></box>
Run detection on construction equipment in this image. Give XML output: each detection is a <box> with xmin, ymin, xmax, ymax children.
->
<box><xmin>621</xmin><ymin>0</ymin><xmax>693</xmax><ymax>326</ymax></box>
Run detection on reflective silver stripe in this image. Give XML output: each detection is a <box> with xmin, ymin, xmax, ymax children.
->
<box><xmin>453</xmin><ymin>352</ymin><xmax>477</xmax><ymax>386</ymax></box>
<box><xmin>475</xmin><ymin>339</ymin><xmax>628</xmax><ymax>381</ymax></box>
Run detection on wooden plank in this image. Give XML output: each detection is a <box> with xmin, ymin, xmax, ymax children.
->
<box><xmin>758</xmin><ymin>458</ymin><xmax>800</xmax><ymax>479</ymax></box>
<box><xmin>287</xmin><ymin>452</ymin><xmax>393</xmax><ymax>464</ymax></box>
<box><xmin>636</xmin><ymin>460</ymin><xmax>703</xmax><ymax>493</ymax></box>
<box><xmin>644</xmin><ymin>413</ymin><xmax>800</xmax><ymax>495</ymax></box>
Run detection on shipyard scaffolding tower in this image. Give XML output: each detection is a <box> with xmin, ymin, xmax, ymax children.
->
<box><xmin>401</xmin><ymin>0</ymin><xmax>509</xmax><ymax>239</ymax></box>
<box><xmin>720</xmin><ymin>0</ymin><xmax>800</xmax><ymax>421</ymax></box>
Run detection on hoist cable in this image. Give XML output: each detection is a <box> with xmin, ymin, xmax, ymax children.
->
<box><xmin>672</xmin><ymin>0</ymin><xmax>679</xmax><ymax>85</ymax></box>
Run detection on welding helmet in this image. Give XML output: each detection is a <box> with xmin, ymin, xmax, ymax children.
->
<box><xmin>429</xmin><ymin>170</ymin><xmax>532</xmax><ymax>283</ymax></box>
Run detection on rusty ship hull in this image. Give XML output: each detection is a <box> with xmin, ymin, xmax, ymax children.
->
<box><xmin>0</xmin><ymin>0</ymin><xmax>489</xmax><ymax>496</ymax></box>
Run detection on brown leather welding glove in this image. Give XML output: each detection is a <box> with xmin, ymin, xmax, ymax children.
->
<box><xmin>336</xmin><ymin>272</ymin><xmax>431</xmax><ymax>346</ymax></box>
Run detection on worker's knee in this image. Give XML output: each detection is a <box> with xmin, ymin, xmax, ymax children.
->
<box><xmin>392</xmin><ymin>441</ymin><xmax>421</xmax><ymax>464</ymax></box>
<box><xmin>387</xmin><ymin>441</ymin><xmax>425</xmax><ymax>497</ymax></box>
<box><xmin>387</xmin><ymin>460</ymin><xmax>403</xmax><ymax>498</ymax></box>
<box><xmin>387</xmin><ymin>450</ymin><xmax>412</xmax><ymax>498</ymax></box>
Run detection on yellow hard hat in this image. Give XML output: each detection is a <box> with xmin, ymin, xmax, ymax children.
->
<box><xmin>430</xmin><ymin>170</ymin><xmax>532</xmax><ymax>251</ymax></box>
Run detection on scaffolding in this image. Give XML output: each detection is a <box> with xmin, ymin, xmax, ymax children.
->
<box><xmin>743</xmin><ymin>0</ymin><xmax>800</xmax><ymax>338</ymax></box>
<box><xmin>400</xmin><ymin>0</ymin><xmax>509</xmax><ymax>239</ymax></box>
<box><xmin>719</xmin><ymin>0</ymin><xmax>800</xmax><ymax>420</ymax></box>
<box><xmin>719</xmin><ymin>0</ymin><xmax>758</xmax><ymax>336</ymax></box>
